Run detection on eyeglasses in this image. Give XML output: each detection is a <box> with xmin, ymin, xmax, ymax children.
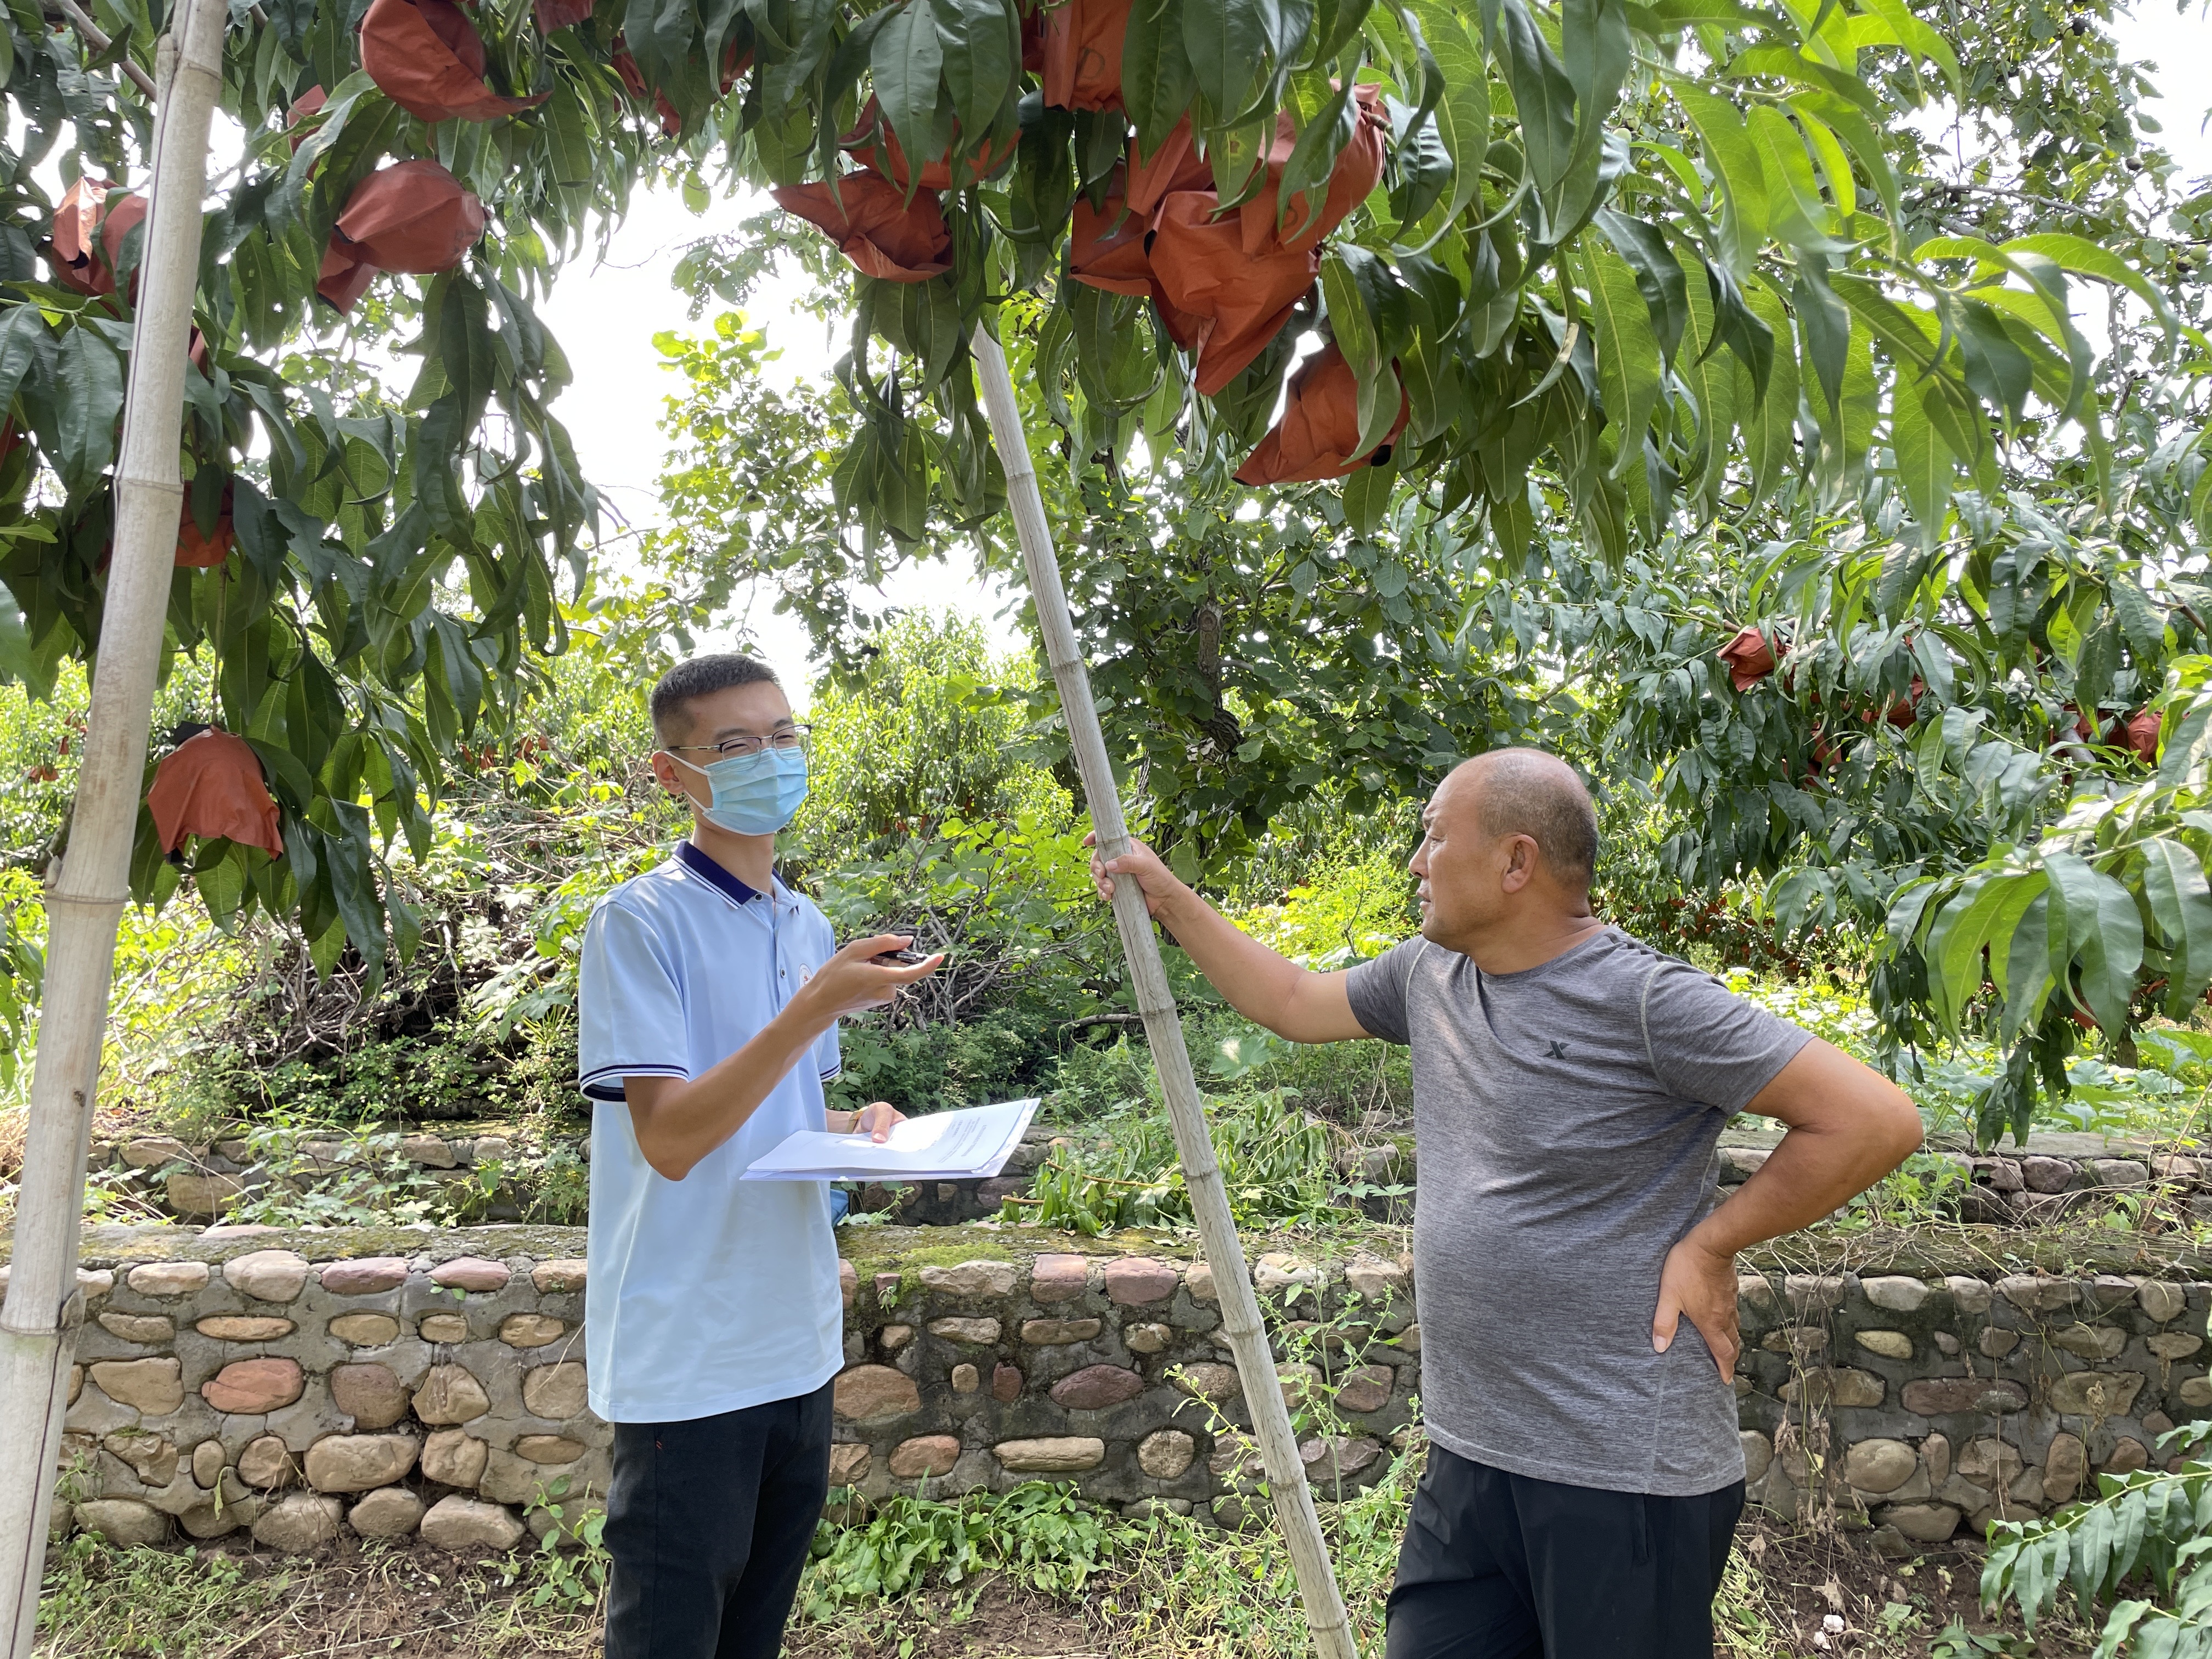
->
<box><xmin>664</xmin><ymin>725</ymin><xmax>811</xmax><ymax>760</ymax></box>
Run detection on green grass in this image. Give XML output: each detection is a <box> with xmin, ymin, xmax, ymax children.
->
<box><xmin>1097</xmin><ymin>1454</ymin><xmax>1415</xmax><ymax>1658</ymax></box>
<box><xmin>37</xmin><ymin>1530</ymin><xmax>607</xmax><ymax>1659</ymax></box>
<box><xmin>36</xmin><ymin>1533</ymin><xmax>289</xmax><ymax>1657</ymax></box>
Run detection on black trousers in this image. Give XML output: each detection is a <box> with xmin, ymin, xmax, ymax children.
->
<box><xmin>1385</xmin><ymin>1447</ymin><xmax>1743</xmax><ymax>1659</ymax></box>
<box><xmin>603</xmin><ymin>1382</ymin><xmax>833</xmax><ymax>1659</ymax></box>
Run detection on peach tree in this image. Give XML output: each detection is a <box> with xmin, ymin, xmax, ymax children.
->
<box><xmin>0</xmin><ymin>0</ymin><xmax>2192</xmax><ymax>1115</ymax></box>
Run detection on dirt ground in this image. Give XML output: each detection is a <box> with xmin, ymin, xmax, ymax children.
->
<box><xmin>1724</xmin><ymin>1517</ymin><xmax>2093</xmax><ymax>1656</ymax></box>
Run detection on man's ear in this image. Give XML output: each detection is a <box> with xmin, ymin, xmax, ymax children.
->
<box><xmin>648</xmin><ymin>751</ymin><xmax>689</xmax><ymax>797</ymax></box>
<box><xmin>1500</xmin><ymin>836</ymin><xmax>1537</xmax><ymax>893</ymax></box>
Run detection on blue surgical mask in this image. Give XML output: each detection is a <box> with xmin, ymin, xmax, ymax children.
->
<box><xmin>671</xmin><ymin>746</ymin><xmax>810</xmax><ymax>836</ymax></box>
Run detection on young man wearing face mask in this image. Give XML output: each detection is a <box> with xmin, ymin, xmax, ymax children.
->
<box><xmin>577</xmin><ymin>654</ymin><xmax>942</xmax><ymax>1659</ymax></box>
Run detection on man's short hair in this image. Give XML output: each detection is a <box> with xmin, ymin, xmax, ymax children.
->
<box><xmin>650</xmin><ymin>654</ymin><xmax>781</xmax><ymax>746</ymax></box>
<box><xmin>1472</xmin><ymin>749</ymin><xmax>1600</xmax><ymax>889</ymax></box>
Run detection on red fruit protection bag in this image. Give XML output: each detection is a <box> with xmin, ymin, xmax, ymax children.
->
<box><xmin>148</xmin><ymin>730</ymin><xmax>285</xmax><ymax>859</ymax></box>
<box><xmin>772</xmin><ymin>173</ymin><xmax>953</xmax><ymax>283</ymax></box>
<box><xmin>359</xmin><ymin>0</ymin><xmax>550</xmax><ymax>123</ymax></box>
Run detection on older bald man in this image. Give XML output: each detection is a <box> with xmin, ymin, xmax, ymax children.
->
<box><xmin>1093</xmin><ymin>748</ymin><xmax>1922</xmax><ymax>1659</ymax></box>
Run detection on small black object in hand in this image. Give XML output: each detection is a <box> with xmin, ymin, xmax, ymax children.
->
<box><xmin>873</xmin><ymin>947</ymin><xmax>929</xmax><ymax>964</ymax></box>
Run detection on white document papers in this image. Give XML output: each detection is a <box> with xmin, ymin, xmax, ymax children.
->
<box><xmin>740</xmin><ymin>1097</ymin><xmax>1040</xmax><ymax>1182</ymax></box>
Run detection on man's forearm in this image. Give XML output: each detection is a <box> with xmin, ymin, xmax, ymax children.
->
<box><xmin>1684</xmin><ymin>1123</ymin><xmax>1909</xmax><ymax>1259</ymax></box>
<box><xmin>627</xmin><ymin>1000</ymin><xmax>831</xmax><ymax>1181</ymax></box>
<box><xmin>1679</xmin><ymin>1040</ymin><xmax>1924</xmax><ymax>1262</ymax></box>
<box><xmin>1142</xmin><ymin>880</ymin><xmax>1312</xmax><ymax>1033</ymax></box>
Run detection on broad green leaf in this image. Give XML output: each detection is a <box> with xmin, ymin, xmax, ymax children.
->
<box><xmin>1276</xmin><ymin>72</ymin><xmax>1358</xmax><ymax>239</ymax></box>
<box><xmin>1321</xmin><ymin>249</ymin><xmax>1406</xmax><ymax>452</ymax></box>
<box><xmin>1184</xmin><ymin>0</ymin><xmax>1270</xmax><ymax>122</ymax></box>
<box><xmin>1382</xmin><ymin>0</ymin><xmax>1446</xmax><ymax>138</ymax></box>
<box><xmin>1122</xmin><ymin>0</ymin><xmax>1199</xmax><ymax>151</ymax></box>
<box><xmin>1314</xmin><ymin>0</ymin><xmax>1379</xmax><ymax>61</ymax></box>
<box><xmin>1700</xmin><ymin>257</ymin><xmax>1774</xmax><ymax>398</ymax></box>
<box><xmin>1854</xmin><ymin>0</ymin><xmax>1960</xmax><ymax>93</ymax></box>
<box><xmin>1788</xmin><ymin>89</ymin><xmax>1900</xmax><ymax>229</ymax></box>
<box><xmin>1891</xmin><ymin>371</ymin><xmax>1954</xmax><ymax>548</ymax></box>
<box><xmin>1925</xmin><ymin>871</ymin><xmax>1994</xmax><ymax>1027</ymax></box>
<box><xmin>1643</xmin><ymin>0</ymin><xmax>1782</xmax><ymax>28</ymax></box>
<box><xmin>1409</xmin><ymin>0</ymin><xmax>1487</xmax><ymax>234</ymax></box>
<box><xmin>53</xmin><ymin>325</ymin><xmax>123</xmax><ymax>498</ymax></box>
<box><xmin>1909</xmin><ymin>628</ymin><xmax>1955</xmax><ymax>704</ymax></box>
<box><xmin>2001</xmin><ymin>889</ymin><xmax>2053</xmax><ymax>1040</ymax></box>
<box><xmin>1593</xmin><ymin>207</ymin><xmax>1686</xmax><ymax>362</ymax></box>
<box><xmin>1829</xmin><ymin>274</ymin><xmax>1937</xmax><ymax>373</ymax></box>
<box><xmin>2142</xmin><ymin>839</ymin><xmax>2212</xmax><ymax>1007</ymax></box>
<box><xmin>1746</xmin><ymin>104</ymin><xmax>1838</xmax><ymax>246</ymax></box>
<box><xmin>934</xmin><ymin>0</ymin><xmax>1015</xmax><ymax>148</ymax></box>
<box><xmin>2108</xmin><ymin>572</ymin><xmax>2165</xmax><ymax>661</ymax></box>
<box><xmin>872</xmin><ymin>0</ymin><xmax>947</xmax><ymax>185</ymax></box>
<box><xmin>1678</xmin><ymin>254</ymin><xmax>1737</xmax><ymax>501</ymax></box>
<box><xmin>1484</xmin><ymin>0</ymin><xmax>1577</xmax><ymax>196</ymax></box>
<box><xmin>1931</xmin><ymin>870</ymin><xmax>2044</xmax><ymax>1031</ymax></box>
<box><xmin>195</xmin><ymin>844</ymin><xmax>250</xmax><ymax>926</ymax></box>
<box><xmin>2159</xmin><ymin>695</ymin><xmax>2212</xmax><ymax>787</ymax></box>
<box><xmin>0</xmin><ymin>303</ymin><xmax>50</xmax><ymax>413</ymax></box>
<box><xmin>1561</xmin><ymin>0</ymin><xmax>1631</xmax><ymax>188</ymax></box>
<box><xmin>1792</xmin><ymin>259</ymin><xmax>1850</xmax><ymax>416</ymax></box>
<box><xmin>1344</xmin><ymin>458</ymin><xmax>1397</xmax><ymax>532</ymax></box>
<box><xmin>1674</xmin><ymin>86</ymin><xmax>1767</xmax><ymax>273</ymax></box>
<box><xmin>2044</xmin><ymin>851</ymin><xmax>2144</xmax><ymax>1035</ymax></box>
<box><xmin>0</xmin><ymin>584</ymin><xmax>47</xmax><ymax>697</ymax></box>
<box><xmin>1584</xmin><ymin>241</ymin><xmax>1663</xmax><ymax>473</ymax></box>
<box><xmin>1948</xmin><ymin>302</ymin><xmax>2034</xmax><ymax>432</ymax></box>
<box><xmin>1741</xmin><ymin>275</ymin><xmax>1798</xmax><ymax>502</ymax></box>
<box><xmin>2007</xmin><ymin>232</ymin><xmax>2180</xmax><ymax>336</ymax></box>
<box><xmin>1786</xmin><ymin>99</ymin><xmax>1854</xmax><ymax>218</ymax></box>
<box><xmin>1882</xmin><ymin>872</ymin><xmax>1942</xmax><ymax>956</ymax></box>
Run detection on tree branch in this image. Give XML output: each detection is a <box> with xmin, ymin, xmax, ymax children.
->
<box><xmin>50</xmin><ymin>0</ymin><xmax>158</xmax><ymax>98</ymax></box>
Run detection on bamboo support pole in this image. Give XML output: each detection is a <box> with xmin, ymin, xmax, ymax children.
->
<box><xmin>0</xmin><ymin>0</ymin><xmax>225</xmax><ymax>1646</ymax></box>
<box><xmin>970</xmin><ymin>325</ymin><xmax>1359</xmax><ymax>1659</ymax></box>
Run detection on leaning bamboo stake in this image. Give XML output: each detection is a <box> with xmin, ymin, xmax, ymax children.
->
<box><xmin>0</xmin><ymin>0</ymin><xmax>226</xmax><ymax>1646</ymax></box>
<box><xmin>970</xmin><ymin>325</ymin><xmax>1359</xmax><ymax>1659</ymax></box>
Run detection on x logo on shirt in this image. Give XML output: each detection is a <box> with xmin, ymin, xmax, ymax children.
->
<box><xmin>1545</xmin><ymin>1041</ymin><xmax>1570</xmax><ymax>1059</ymax></box>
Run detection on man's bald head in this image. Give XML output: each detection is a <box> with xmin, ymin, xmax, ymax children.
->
<box><xmin>1455</xmin><ymin>749</ymin><xmax>1599</xmax><ymax>891</ymax></box>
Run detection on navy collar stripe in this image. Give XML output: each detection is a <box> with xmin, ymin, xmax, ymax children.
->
<box><xmin>674</xmin><ymin>840</ymin><xmax>764</xmax><ymax>907</ymax></box>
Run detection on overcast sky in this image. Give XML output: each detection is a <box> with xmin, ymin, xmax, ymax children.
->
<box><xmin>533</xmin><ymin>196</ymin><xmax>1022</xmax><ymax>702</ymax></box>
<box><xmin>534</xmin><ymin>3</ymin><xmax>2212</xmax><ymax>703</ymax></box>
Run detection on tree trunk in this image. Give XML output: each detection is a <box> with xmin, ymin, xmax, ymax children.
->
<box><xmin>969</xmin><ymin>325</ymin><xmax>1358</xmax><ymax>1659</ymax></box>
<box><xmin>0</xmin><ymin>2</ymin><xmax>227</xmax><ymax>1647</ymax></box>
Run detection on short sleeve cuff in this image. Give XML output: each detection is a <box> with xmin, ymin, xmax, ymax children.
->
<box><xmin>1344</xmin><ymin>941</ymin><xmax>1420</xmax><ymax>1045</ymax></box>
<box><xmin>578</xmin><ymin>1062</ymin><xmax>691</xmax><ymax>1104</ymax></box>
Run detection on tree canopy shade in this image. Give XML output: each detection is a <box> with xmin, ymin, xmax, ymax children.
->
<box><xmin>0</xmin><ymin>0</ymin><xmax>2198</xmax><ymax>1094</ymax></box>
<box><xmin>637</xmin><ymin>0</ymin><xmax>2208</xmax><ymax>1144</ymax></box>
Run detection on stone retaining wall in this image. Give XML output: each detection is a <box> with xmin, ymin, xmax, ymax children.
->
<box><xmin>11</xmin><ymin>1224</ymin><xmax>2210</xmax><ymax>1557</ymax></box>
<box><xmin>1716</xmin><ymin>1131</ymin><xmax>2211</xmax><ymax>1229</ymax></box>
<box><xmin>1737</xmin><ymin>1266</ymin><xmax>2212</xmax><ymax>1550</ymax></box>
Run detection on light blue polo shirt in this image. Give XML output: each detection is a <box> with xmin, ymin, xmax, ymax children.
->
<box><xmin>576</xmin><ymin>840</ymin><xmax>845</xmax><ymax>1424</ymax></box>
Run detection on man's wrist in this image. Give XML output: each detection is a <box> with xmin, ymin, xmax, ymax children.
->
<box><xmin>1678</xmin><ymin>1222</ymin><xmax>1740</xmax><ymax>1265</ymax></box>
<box><xmin>777</xmin><ymin>983</ymin><xmax>836</xmax><ymax>1042</ymax></box>
<box><xmin>1152</xmin><ymin>876</ymin><xmax>1205</xmax><ymax>930</ymax></box>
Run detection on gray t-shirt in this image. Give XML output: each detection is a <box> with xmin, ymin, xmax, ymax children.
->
<box><xmin>1345</xmin><ymin>926</ymin><xmax>1812</xmax><ymax>1497</ymax></box>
